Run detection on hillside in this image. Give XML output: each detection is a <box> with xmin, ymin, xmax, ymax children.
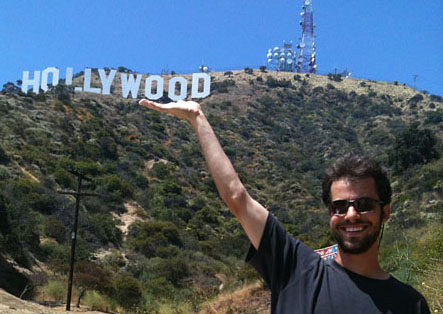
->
<box><xmin>0</xmin><ymin>69</ymin><xmax>442</xmax><ymax>312</ymax></box>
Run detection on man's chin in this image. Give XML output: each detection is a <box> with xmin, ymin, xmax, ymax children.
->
<box><xmin>335</xmin><ymin>237</ymin><xmax>376</xmax><ymax>254</ymax></box>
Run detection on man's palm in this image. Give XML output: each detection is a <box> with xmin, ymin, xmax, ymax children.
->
<box><xmin>139</xmin><ymin>99</ymin><xmax>201</xmax><ymax>121</ymax></box>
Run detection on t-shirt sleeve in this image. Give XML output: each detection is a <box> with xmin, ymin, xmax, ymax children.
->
<box><xmin>246</xmin><ymin>213</ymin><xmax>320</xmax><ymax>295</ymax></box>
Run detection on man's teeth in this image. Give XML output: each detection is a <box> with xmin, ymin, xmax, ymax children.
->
<box><xmin>345</xmin><ymin>227</ymin><xmax>364</xmax><ymax>232</ymax></box>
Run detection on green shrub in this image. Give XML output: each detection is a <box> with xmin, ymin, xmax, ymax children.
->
<box><xmin>44</xmin><ymin>218</ymin><xmax>67</xmax><ymax>243</ymax></box>
<box><xmin>41</xmin><ymin>280</ymin><xmax>66</xmax><ymax>301</ymax></box>
<box><xmin>388</xmin><ymin>123</ymin><xmax>440</xmax><ymax>173</ymax></box>
<box><xmin>244</xmin><ymin>67</ymin><xmax>253</xmax><ymax>74</ymax></box>
<box><xmin>266</xmin><ymin>76</ymin><xmax>292</xmax><ymax>88</ymax></box>
<box><xmin>327</xmin><ymin>73</ymin><xmax>342</xmax><ymax>82</ymax></box>
<box><xmin>113</xmin><ymin>275</ymin><xmax>143</xmax><ymax>309</ymax></box>
<box><xmin>83</xmin><ymin>290</ymin><xmax>116</xmax><ymax>312</ymax></box>
<box><xmin>128</xmin><ymin>221</ymin><xmax>182</xmax><ymax>258</ymax></box>
<box><xmin>212</xmin><ymin>80</ymin><xmax>236</xmax><ymax>93</ymax></box>
<box><xmin>144</xmin><ymin>277</ymin><xmax>175</xmax><ymax>299</ymax></box>
<box><xmin>0</xmin><ymin>146</ymin><xmax>10</xmax><ymax>164</ymax></box>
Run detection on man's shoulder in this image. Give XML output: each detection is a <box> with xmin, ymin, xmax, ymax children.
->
<box><xmin>388</xmin><ymin>275</ymin><xmax>425</xmax><ymax>298</ymax></box>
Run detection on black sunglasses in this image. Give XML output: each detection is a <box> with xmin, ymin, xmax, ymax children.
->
<box><xmin>329</xmin><ymin>197</ymin><xmax>384</xmax><ymax>215</ymax></box>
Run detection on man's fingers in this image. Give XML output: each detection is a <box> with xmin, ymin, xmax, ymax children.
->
<box><xmin>138</xmin><ymin>99</ymin><xmax>168</xmax><ymax>112</ymax></box>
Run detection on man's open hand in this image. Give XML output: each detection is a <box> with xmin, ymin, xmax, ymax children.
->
<box><xmin>139</xmin><ymin>99</ymin><xmax>202</xmax><ymax>122</ymax></box>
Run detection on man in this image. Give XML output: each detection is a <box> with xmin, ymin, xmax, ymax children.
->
<box><xmin>139</xmin><ymin>99</ymin><xmax>429</xmax><ymax>313</ymax></box>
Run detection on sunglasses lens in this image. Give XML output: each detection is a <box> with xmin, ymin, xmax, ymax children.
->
<box><xmin>330</xmin><ymin>200</ymin><xmax>348</xmax><ymax>215</ymax></box>
<box><xmin>355</xmin><ymin>198</ymin><xmax>377</xmax><ymax>213</ymax></box>
<box><xmin>330</xmin><ymin>198</ymin><xmax>381</xmax><ymax>215</ymax></box>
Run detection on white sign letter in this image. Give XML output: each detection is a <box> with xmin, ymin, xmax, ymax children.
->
<box><xmin>41</xmin><ymin>67</ymin><xmax>60</xmax><ymax>92</ymax></box>
<box><xmin>191</xmin><ymin>73</ymin><xmax>210</xmax><ymax>98</ymax></box>
<box><xmin>168</xmin><ymin>77</ymin><xmax>187</xmax><ymax>101</ymax></box>
<box><xmin>99</xmin><ymin>69</ymin><xmax>117</xmax><ymax>95</ymax></box>
<box><xmin>21</xmin><ymin>71</ymin><xmax>41</xmax><ymax>94</ymax></box>
<box><xmin>121</xmin><ymin>73</ymin><xmax>142</xmax><ymax>99</ymax></box>
<box><xmin>66</xmin><ymin>67</ymin><xmax>73</xmax><ymax>85</ymax></box>
<box><xmin>83</xmin><ymin>68</ymin><xmax>101</xmax><ymax>94</ymax></box>
<box><xmin>144</xmin><ymin>75</ymin><xmax>164</xmax><ymax>100</ymax></box>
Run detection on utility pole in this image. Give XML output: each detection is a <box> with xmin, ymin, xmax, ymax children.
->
<box><xmin>413</xmin><ymin>74</ymin><xmax>418</xmax><ymax>90</ymax></box>
<box><xmin>57</xmin><ymin>170</ymin><xmax>98</xmax><ymax>311</ymax></box>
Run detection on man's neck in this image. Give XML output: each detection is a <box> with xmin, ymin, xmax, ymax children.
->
<box><xmin>334</xmin><ymin>244</ymin><xmax>389</xmax><ymax>280</ymax></box>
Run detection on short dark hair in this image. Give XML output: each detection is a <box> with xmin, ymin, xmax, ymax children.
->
<box><xmin>321</xmin><ymin>154</ymin><xmax>392</xmax><ymax>207</ymax></box>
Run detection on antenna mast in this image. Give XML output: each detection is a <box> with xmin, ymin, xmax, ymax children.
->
<box><xmin>296</xmin><ymin>0</ymin><xmax>317</xmax><ymax>73</ymax></box>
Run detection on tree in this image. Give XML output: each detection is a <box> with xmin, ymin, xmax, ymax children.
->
<box><xmin>0</xmin><ymin>146</ymin><xmax>10</xmax><ymax>164</ymax></box>
<box><xmin>244</xmin><ymin>67</ymin><xmax>253</xmax><ymax>75</ymax></box>
<box><xmin>1</xmin><ymin>82</ymin><xmax>20</xmax><ymax>93</ymax></box>
<box><xmin>74</xmin><ymin>261</ymin><xmax>113</xmax><ymax>308</ymax></box>
<box><xmin>388</xmin><ymin>123</ymin><xmax>440</xmax><ymax>173</ymax></box>
<box><xmin>113</xmin><ymin>275</ymin><xmax>143</xmax><ymax>309</ymax></box>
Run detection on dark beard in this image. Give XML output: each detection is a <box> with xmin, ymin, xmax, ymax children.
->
<box><xmin>333</xmin><ymin>224</ymin><xmax>381</xmax><ymax>254</ymax></box>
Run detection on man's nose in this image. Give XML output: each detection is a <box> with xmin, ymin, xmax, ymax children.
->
<box><xmin>344</xmin><ymin>205</ymin><xmax>360</xmax><ymax>221</ymax></box>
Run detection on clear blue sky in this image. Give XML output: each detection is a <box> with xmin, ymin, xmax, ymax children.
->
<box><xmin>1</xmin><ymin>0</ymin><xmax>442</xmax><ymax>95</ymax></box>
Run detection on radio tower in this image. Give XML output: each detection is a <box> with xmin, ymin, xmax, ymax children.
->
<box><xmin>296</xmin><ymin>0</ymin><xmax>317</xmax><ymax>73</ymax></box>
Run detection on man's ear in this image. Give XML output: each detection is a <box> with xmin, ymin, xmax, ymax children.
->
<box><xmin>382</xmin><ymin>204</ymin><xmax>391</xmax><ymax>223</ymax></box>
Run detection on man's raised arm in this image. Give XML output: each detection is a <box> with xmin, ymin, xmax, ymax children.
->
<box><xmin>139</xmin><ymin>99</ymin><xmax>268</xmax><ymax>249</ymax></box>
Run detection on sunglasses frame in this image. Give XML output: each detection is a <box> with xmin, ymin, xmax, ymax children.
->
<box><xmin>329</xmin><ymin>197</ymin><xmax>384</xmax><ymax>216</ymax></box>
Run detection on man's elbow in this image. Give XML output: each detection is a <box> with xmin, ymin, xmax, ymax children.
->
<box><xmin>222</xmin><ymin>185</ymin><xmax>249</xmax><ymax>215</ymax></box>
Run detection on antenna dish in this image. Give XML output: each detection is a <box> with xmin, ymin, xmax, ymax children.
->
<box><xmin>267</xmin><ymin>58</ymin><xmax>272</xmax><ymax>63</ymax></box>
<box><xmin>268</xmin><ymin>49</ymin><xmax>272</xmax><ymax>53</ymax></box>
<box><xmin>304</xmin><ymin>0</ymin><xmax>311</xmax><ymax>5</ymax></box>
<box><xmin>267</xmin><ymin>53</ymin><xmax>272</xmax><ymax>59</ymax></box>
<box><xmin>274</xmin><ymin>46</ymin><xmax>279</xmax><ymax>52</ymax></box>
<box><xmin>300</xmin><ymin>42</ymin><xmax>305</xmax><ymax>48</ymax></box>
<box><xmin>287</xmin><ymin>59</ymin><xmax>293</xmax><ymax>64</ymax></box>
<box><xmin>274</xmin><ymin>52</ymin><xmax>279</xmax><ymax>58</ymax></box>
<box><xmin>280</xmin><ymin>57</ymin><xmax>285</xmax><ymax>63</ymax></box>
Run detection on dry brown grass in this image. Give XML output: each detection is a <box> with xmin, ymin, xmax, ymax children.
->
<box><xmin>199</xmin><ymin>281</ymin><xmax>270</xmax><ymax>314</ymax></box>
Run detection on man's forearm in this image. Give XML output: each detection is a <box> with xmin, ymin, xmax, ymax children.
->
<box><xmin>189</xmin><ymin>110</ymin><xmax>268</xmax><ymax>249</ymax></box>
<box><xmin>190</xmin><ymin>110</ymin><xmax>245</xmax><ymax>214</ymax></box>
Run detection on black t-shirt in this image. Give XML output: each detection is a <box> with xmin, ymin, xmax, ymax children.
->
<box><xmin>246</xmin><ymin>214</ymin><xmax>430</xmax><ymax>314</ymax></box>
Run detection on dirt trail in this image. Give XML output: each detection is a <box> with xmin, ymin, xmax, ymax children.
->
<box><xmin>0</xmin><ymin>289</ymin><xmax>104</xmax><ymax>314</ymax></box>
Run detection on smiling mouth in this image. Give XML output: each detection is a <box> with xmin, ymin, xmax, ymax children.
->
<box><xmin>340</xmin><ymin>225</ymin><xmax>368</xmax><ymax>233</ymax></box>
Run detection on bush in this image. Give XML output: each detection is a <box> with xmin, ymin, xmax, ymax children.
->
<box><xmin>86</xmin><ymin>213</ymin><xmax>122</xmax><ymax>245</ymax></box>
<box><xmin>41</xmin><ymin>280</ymin><xmax>66</xmax><ymax>301</ymax></box>
<box><xmin>113</xmin><ymin>275</ymin><xmax>143</xmax><ymax>309</ymax></box>
<box><xmin>327</xmin><ymin>73</ymin><xmax>342</xmax><ymax>82</ymax></box>
<box><xmin>407</xmin><ymin>94</ymin><xmax>424</xmax><ymax>107</ymax></box>
<box><xmin>128</xmin><ymin>221</ymin><xmax>182</xmax><ymax>258</ymax></box>
<box><xmin>146</xmin><ymin>257</ymin><xmax>190</xmax><ymax>287</ymax></box>
<box><xmin>244</xmin><ymin>67</ymin><xmax>253</xmax><ymax>74</ymax></box>
<box><xmin>212</xmin><ymin>80</ymin><xmax>236</xmax><ymax>93</ymax></box>
<box><xmin>424</xmin><ymin>109</ymin><xmax>443</xmax><ymax>124</ymax></box>
<box><xmin>388</xmin><ymin>123</ymin><xmax>440</xmax><ymax>173</ymax></box>
<box><xmin>0</xmin><ymin>146</ymin><xmax>10</xmax><ymax>164</ymax></box>
<box><xmin>83</xmin><ymin>290</ymin><xmax>116</xmax><ymax>312</ymax></box>
<box><xmin>266</xmin><ymin>76</ymin><xmax>292</xmax><ymax>88</ymax></box>
<box><xmin>44</xmin><ymin>218</ymin><xmax>67</xmax><ymax>243</ymax></box>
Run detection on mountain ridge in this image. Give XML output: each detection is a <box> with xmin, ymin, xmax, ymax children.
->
<box><xmin>0</xmin><ymin>69</ymin><xmax>441</xmax><ymax>312</ymax></box>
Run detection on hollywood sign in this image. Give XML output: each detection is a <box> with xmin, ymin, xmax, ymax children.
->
<box><xmin>21</xmin><ymin>67</ymin><xmax>211</xmax><ymax>101</ymax></box>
